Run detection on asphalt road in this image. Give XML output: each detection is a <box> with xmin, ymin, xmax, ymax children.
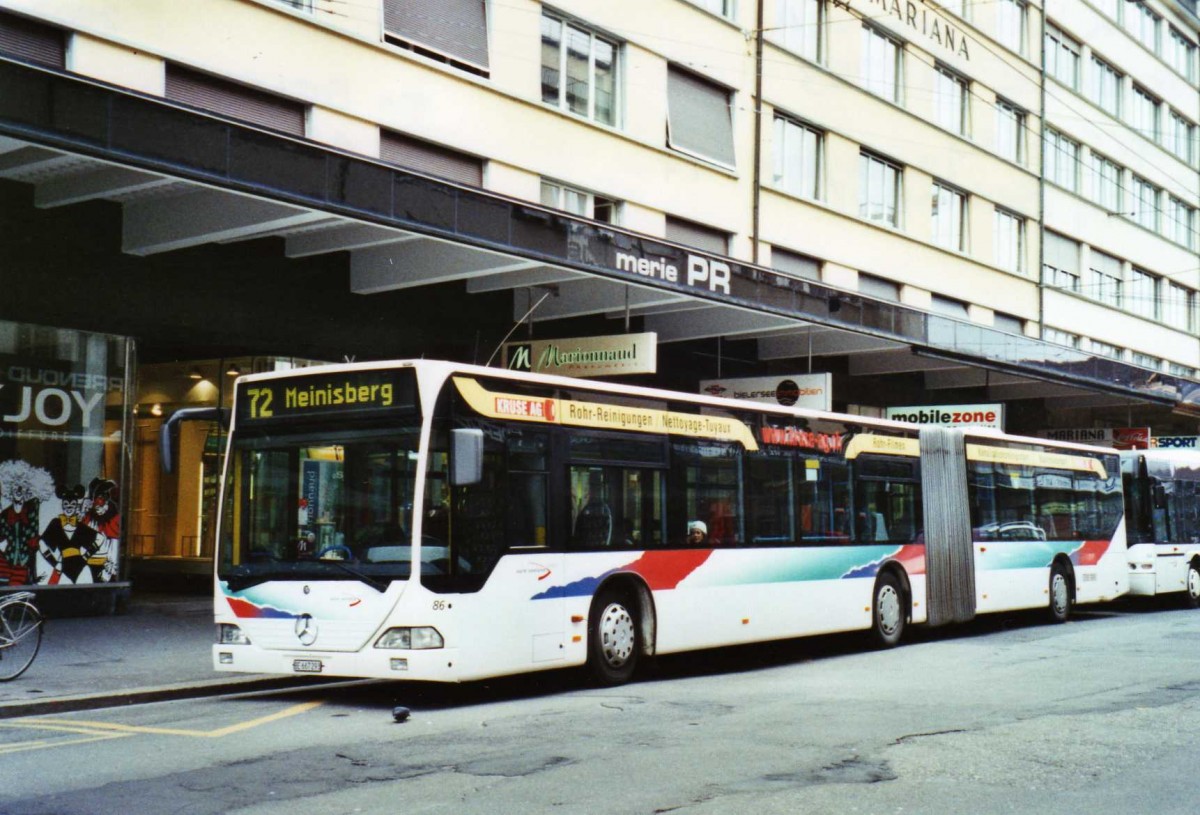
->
<box><xmin>1</xmin><ymin>600</ymin><xmax>1198</xmax><ymax>815</ymax></box>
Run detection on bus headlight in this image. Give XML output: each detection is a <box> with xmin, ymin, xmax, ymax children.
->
<box><xmin>374</xmin><ymin>627</ymin><xmax>444</xmax><ymax>650</ymax></box>
<box><xmin>218</xmin><ymin>624</ymin><xmax>251</xmax><ymax>645</ymax></box>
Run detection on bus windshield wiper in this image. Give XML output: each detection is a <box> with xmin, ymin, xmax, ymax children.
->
<box><xmin>319</xmin><ymin>558</ymin><xmax>389</xmax><ymax>593</ymax></box>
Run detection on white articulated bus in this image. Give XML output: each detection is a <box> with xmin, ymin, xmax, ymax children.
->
<box><xmin>206</xmin><ymin>360</ymin><xmax>1128</xmax><ymax>685</ymax></box>
<box><xmin>1120</xmin><ymin>449</ymin><xmax>1200</xmax><ymax>606</ymax></box>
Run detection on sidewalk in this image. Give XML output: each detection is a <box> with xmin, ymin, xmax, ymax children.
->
<box><xmin>0</xmin><ymin>592</ymin><xmax>306</xmax><ymax>719</ymax></box>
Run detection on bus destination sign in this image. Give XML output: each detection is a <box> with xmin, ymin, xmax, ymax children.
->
<box><xmin>237</xmin><ymin>369</ymin><xmax>415</xmax><ymax>424</ymax></box>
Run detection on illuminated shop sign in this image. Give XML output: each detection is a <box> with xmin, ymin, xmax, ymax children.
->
<box><xmin>503</xmin><ymin>333</ymin><xmax>657</xmax><ymax>378</ymax></box>
<box><xmin>700</xmin><ymin>374</ymin><xmax>831</xmax><ymax>410</ymax></box>
<box><xmin>886</xmin><ymin>403</ymin><xmax>1004</xmax><ymax>429</ymax></box>
<box><xmin>1040</xmin><ymin>427</ymin><xmax>1150</xmax><ymax>450</ymax></box>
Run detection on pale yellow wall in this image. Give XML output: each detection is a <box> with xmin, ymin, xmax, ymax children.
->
<box><xmin>67</xmin><ymin>31</ymin><xmax>164</xmax><ymax>95</ymax></box>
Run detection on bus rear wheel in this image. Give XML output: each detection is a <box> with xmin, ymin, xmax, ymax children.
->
<box><xmin>871</xmin><ymin>572</ymin><xmax>905</xmax><ymax>648</ymax></box>
<box><xmin>1184</xmin><ymin>561</ymin><xmax>1200</xmax><ymax>610</ymax></box>
<box><xmin>587</xmin><ymin>589</ymin><xmax>639</xmax><ymax>686</ymax></box>
<box><xmin>1049</xmin><ymin>562</ymin><xmax>1072</xmax><ymax>623</ymax></box>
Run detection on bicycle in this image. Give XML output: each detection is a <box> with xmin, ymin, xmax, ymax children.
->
<box><xmin>0</xmin><ymin>591</ymin><xmax>43</xmax><ymax>681</ymax></box>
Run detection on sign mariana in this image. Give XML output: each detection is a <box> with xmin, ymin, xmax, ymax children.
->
<box><xmin>858</xmin><ymin>0</ymin><xmax>971</xmax><ymax>60</ymax></box>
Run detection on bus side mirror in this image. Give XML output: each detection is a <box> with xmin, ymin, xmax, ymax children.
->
<box><xmin>160</xmin><ymin>407</ymin><xmax>229</xmax><ymax>474</ymax></box>
<box><xmin>450</xmin><ymin>428</ymin><xmax>484</xmax><ymax>486</ymax></box>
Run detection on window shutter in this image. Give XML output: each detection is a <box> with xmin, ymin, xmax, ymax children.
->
<box><xmin>667</xmin><ymin>67</ymin><xmax>735</xmax><ymax>166</ymax></box>
<box><xmin>382</xmin><ymin>0</ymin><xmax>489</xmax><ymax>70</ymax></box>
<box><xmin>165</xmin><ymin>65</ymin><xmax>305</xmax><ymax>136</ymax></box>
<box><xmin>772</xmin><ymin>248</ymin><xmax>820</xmax><ymax>282</ymax></box>
<box><xmin>0</xmin><ymin>11</ymin><xmax>65</xmax><ymax>68</ymax></box>
<box><xmin>380</xmin><ymin>131</ymin><xmax>483</xmax><ymax>187</ymax></box>
<box><xmin>859</xmin><ymin>273</ymin><xmax>901</xmax><ymax>302</ymax></box>
<box><xmin>665</xmin><ymin>216</ymin><xmax>728</xmax><ymax>255</ymax></box>
<box><xmin>1043</xmin><ymin>232</ymin><xmax>1078</xmax><ymax>273</ymax></box>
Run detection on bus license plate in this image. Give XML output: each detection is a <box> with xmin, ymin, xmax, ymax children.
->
<box><xmin>293</xmin><ymin>659</ymin><xmax>323</xmax><ymax>673</ymax></box>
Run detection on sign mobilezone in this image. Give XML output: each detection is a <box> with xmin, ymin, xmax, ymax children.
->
<box><xmin>502</xmin><ymin>333</ymin><xmax>657</xmax><ymax>378</ymax></box>
<box><xmin>699</xmin><ymin>374</ymin><xmax>832</xmax><ymax>410</ymax></box>
<box><xmin>885</xmin><ymin>403</ymin><xmax>1004</xmax><ymax>429</ymax></box>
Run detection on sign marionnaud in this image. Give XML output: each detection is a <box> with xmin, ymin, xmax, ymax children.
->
<box><xmin>886</xmin><ymin>403</ymin><xmax>1004</xmax><ymax>429</ymax></box>
<box><xmin>699</xmin><ymin>374</ymin><xmax>832</xmax><ymax>411</ymax></box>
<box><xmin>502</xmin><ymin>333</ymin><xmax>657</xmax><ymax>378</ymax></box>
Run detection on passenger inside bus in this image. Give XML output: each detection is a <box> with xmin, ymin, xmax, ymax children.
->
<box><xmin>687</xmin><ymin>520</ymin><xmax>708</xmax><ymax>546</ymax></box>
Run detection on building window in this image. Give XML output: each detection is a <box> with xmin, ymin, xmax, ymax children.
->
<box><xmin>541</xmin><ymin>13</ymin><xmax>618</xmax><ymax>126</ymax></box>
<box><xmin>1043</xmin><ymin>231</ymin><xmax>1080</xmax><ymax>292</ymax></box>
<box><xmin>1045</xmin><ymin>24</ymin><xmax>1080</xmax><ymax>89</ymax></box>
<box><xmin>1131</xmin><ymin>86</ymin><xmax>1161</xmax><ymax>143</ymax></box>
<box><xmin>1130</xmin><ymin>175</ymin><xmax>1160</xmax><ymax>231</ymax></box>
<box><xmin>1087</xmin><ymin>56</ymin><xmax>1122</xmax><ymax>117</ymax></box>
<box><xmin>931</xmin><ymin>183</ymin><xmax>966</xmax><ymax>250</ymax></box>
<box><xmin>1164</xmin><ymin>283</ymin><xmax>1195</xmax><ymax>331</ymax></box>
<box><xmin>690</xmin><ymin>0</ymin><xmax>736</xmax><ymax>18</ymax></box>
<box><xmin>1089</xmin><ymin>339</ymin><xmax>1124</xmax><ymax>360</ymax></box>
<box><xmin>540</xmin><ymin>180</ymin><xmax>618</xmax><ymax>223</ymax></box>
<box><xmin>773</xmin><ymin>115</ymin><xmax>822</xmax><ymax>199</ymax></box>
<box><xmin>1043</xmin><ymin>327</ymin><xmax>1081</xmax><ymax>348</ymax></box>
<box><xmin>274</xmin><ymin>0</ymin><xmax>313</xmax><ymax>11</ymax></box>
<box><xmin>1124</xmin><ymin>1</ymin><xmax>1160</xmax><ymax>53</ymax></box>
<box><xmin>1168</xmin><ymin>27</ymin><xmax>1197</xmax><ymax>82</ymax></box>
<box><xmin>862</xmin><ymin>25</ymin><xmax>902</xmax><ymax>103</ymax></box>
<box><xmin>1167</xmin><ymin>111</ymin><xmax>1195</xmax><ymax>164</ymax></box>
<box><xmin>380</xmin><ymin>131</ymin><xmax>484</xmax><ymax>186</ymax></box>
<box><xmin>665</xmin><ymin>215</ymin><xmax>730</xmax><ymax>254</ymax></box>
<box><xmin>994</xmin><ymin>209</ymin><xmax>1023</xmax><ymax>273</ymax></box>
<box><xmin>1167</xmin><ymin>196</ymin><xmax>1196</xmax><ymax>249</ymax></box>
<box><xmin>164</xmin><ymin>65</ymin><xmax>306</xmax><ymax>136</ymax></box>
<box><xmin>1087</xmin><ymin>250</ymin><xmax>1122</xmax><ymax>307</ymax></box>
<box><xmin>995</xmin><ymin>99</ymin><xmax>1025</xmax><ymax>163</ymax></box>
<box><xmin>1131</xmin><ymin>353</ymin><xmax>1162</xmax><ymax>370</ymax></box>
<box><xmin>1044</xmin><ymin>129</ymin><xmax>1080</xmax><ymax>192</ymax></box>
<box><xmin>859</xmin><ymin>152</ymin><xmax>901</xmax><ymax>227</ymax></box>
<box><xmin>383</xmin><ymin>0</ymin><xmax>489</xmax><ymax>74</ymax></box>
<box><xmin>774</xmin><ymin>0</ymin><xmax>824</xmax><ymax>62</ymax></box>
<box><xmin>934</xmin><ymin>66</ymin><xmax>969</xmax><ymax>135</ymax></box>
<box><xmin>1128</xmin><ymin>268</ymin><xmax>1160</xmax><ymax>320</ymax></box>
<box><xmin>931</xmin><ymin>294</ymin><xmax>969</xmax><ymax>318</ymax></box>
<box><xmin>1088</xmin><ymin>151</ymin><xmax>1122</xmax><ymax>212</ymax></box>
<box><xmin>996</xmin><ymin>0</ymin><xmax>1027</xmax><ymax>55</ymax></box>
<box><xmin>1170</xmin><ymin>362</ymin><xmax>1198</xmax><ymax>377</ymax></box>
<box><xmin>667</xmin><ymin>66</ymin><xmax>735</xmax><ymax>166</ymax></box>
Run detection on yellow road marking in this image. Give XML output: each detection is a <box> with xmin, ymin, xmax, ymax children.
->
<box><xmin>2</xmin><ymin>700</ymin><xmax>323</xmax><ymax>740</ymax></box>
<box><xmin>0</xmin><ymin>730</ymin><xmax>130</xmax><ymax>755</ymax></box>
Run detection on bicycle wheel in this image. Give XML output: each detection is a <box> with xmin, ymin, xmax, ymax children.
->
<box><xmin>0</xmin><ymin>600</ymin><xmax>43</xmax><ymax>681</ymax></box>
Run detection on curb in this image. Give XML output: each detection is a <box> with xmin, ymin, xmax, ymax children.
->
<box><xmin>0</xmin><ymin>675</ymin><xmax>334</xmax><ymax>720</ymax></box>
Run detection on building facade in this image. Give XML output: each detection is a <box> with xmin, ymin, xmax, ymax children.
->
<box><xmin>0</xmin><ymin>0</ymin><xmax>1198</xmax><ymax>603</ymax></box>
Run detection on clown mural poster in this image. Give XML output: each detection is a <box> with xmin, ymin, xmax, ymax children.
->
<box><xmin>0</xmin><ymin>341</ymin><xmax>130</xmax><ymax>588</ymax></box>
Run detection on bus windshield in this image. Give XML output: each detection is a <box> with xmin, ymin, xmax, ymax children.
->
<box><xmin>217</xmin><ymin>426</ymin><xmax>423</xmax><ymax>591</ymax></box>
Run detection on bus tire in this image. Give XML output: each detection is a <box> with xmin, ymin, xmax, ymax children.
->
<box><xmin>1184</xmin><ymin>560</ymin><xmax>1200</xmax><ymax>610</ymax></box>
<box><xmin>587</xmin><ymin>589</ymin><xmax>639</xmax><ymax>686</ymax></box>
<box><xmin>1049</xmin><ymin>561</ymin><xmax>1072</xmax><ymax>623</ymax></box>
<box><xmin>871</xmin><ymin>571</ymin><xmax>906</xmax><ymax>648</ymax></box>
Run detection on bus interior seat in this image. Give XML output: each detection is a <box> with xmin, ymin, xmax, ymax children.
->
<box><xmin>574</xmin><ymin>502</ymin><xmax>613</xmax><ymax>548</ymax></box>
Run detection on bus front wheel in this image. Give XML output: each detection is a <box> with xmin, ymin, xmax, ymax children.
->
<box><xmin>1049</xmin><ymin>562</ymin><xmax>1072</xmax><ymax>623</ymax></box>
<box><xmin>1184</xmin><ymin>561</ymin><xmax>1200</xmax><ymax>610</ymax></box>
<box><xmin>871</xmin><ymin>572</ymin><xmax>906</xmax><ymax>648</ymax></box>
<box><xmin>587</xmin><ymin>589</ymin><xmax>639</xmax><ymax>686</ymax></box>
